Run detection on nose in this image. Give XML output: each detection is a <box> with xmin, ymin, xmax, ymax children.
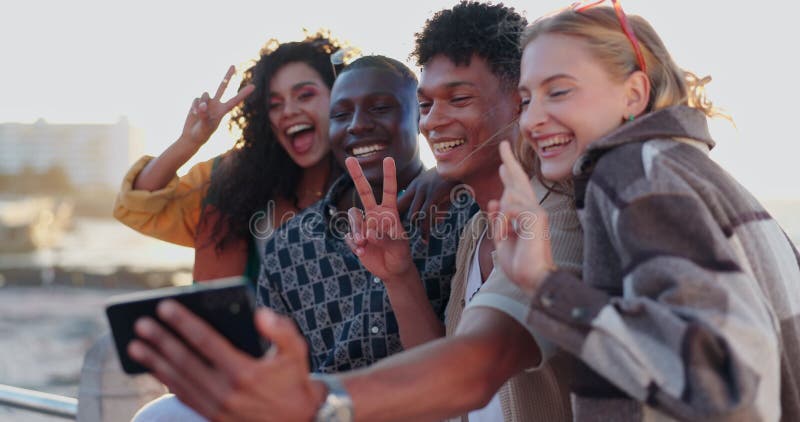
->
<box><xmin>419</xmin><ymin>101</ymin><xmax>449</xmax><ymax>134</ymax></box>
<box><xmin>347</xmin><ymin>107</ymin><xmax>374</xmax><ymax>135</ymax></box>
<box><xmin>283</xmin><ymin>98</ymin><xmax>300</xmax><ymax>118</ymax></box>
<box><xmin>519</xmin><ymin>101</ymin><xmax>548</xmax><ymax>139</ymax></box>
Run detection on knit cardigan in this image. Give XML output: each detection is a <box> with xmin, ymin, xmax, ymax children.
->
<box><xmin>527</xmin><ymin>106</ymin><xmax>800</xmax><ymax>421</ymax></box>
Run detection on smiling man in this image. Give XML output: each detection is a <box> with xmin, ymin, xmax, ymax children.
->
<box><xmin>328</xmin><ymin>58</ymin><xmax>423</xmax><ymax>192</ymax></box>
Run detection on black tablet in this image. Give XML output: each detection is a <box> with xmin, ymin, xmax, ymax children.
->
<box><xmin>105</xmin><ymin>277</ymin><xmax>267</xmax><ymax>374</ymax></box>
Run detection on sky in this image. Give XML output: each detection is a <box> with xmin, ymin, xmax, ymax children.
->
<box><xmin>2</xmin><ymin>0</ymin><xmax>799</xmax><ymax>199</ymax></box>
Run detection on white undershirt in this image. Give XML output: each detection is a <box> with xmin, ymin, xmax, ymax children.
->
<box><xmin>465</xmin><ymin>231</ymin><xmax>504</xmax><ymax>422</ymax></box>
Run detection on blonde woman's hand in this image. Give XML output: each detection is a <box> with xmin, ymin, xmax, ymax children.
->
<box><xmin>180</xmin><ymin>65</ymin><xmax>255</xmax><ymax>147</ymax></box>
<box><xmin>488</xmin><ymin>141</ymin><xmax>556</xmax><ymax>295</ymax></box>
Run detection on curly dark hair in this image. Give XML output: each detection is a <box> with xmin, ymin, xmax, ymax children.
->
<box><xmin>412</xmin><ymin>1</ymin><xmax>527</xmax><ymax>89</ymax></box>
<box><xmin>203</xmin><ymin>31</ymin><xmax>347</xmax><ymax>250</ymax></box>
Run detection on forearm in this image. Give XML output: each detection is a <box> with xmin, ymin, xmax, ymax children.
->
<box><xmin>343</xmin><ymin>335</ymin><xmax>500</xmax><ymax>421</ymax></box>
<box><xmin>133</xmin><ymin>136</ymin><xmax>201</xmax><ymax>191</ymax></box>
<box><xmin>383</xmin><ymin>268</ymin><xmax>444</xmax><ymax>348</ymax></box>
<box><xmin>338</xmin><ymin>309</ymin><xmax>537</xmax><ymax>422</ymax></box>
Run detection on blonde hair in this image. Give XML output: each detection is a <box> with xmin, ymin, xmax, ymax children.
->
<box><xmin>517</xmin><ymin>7</ymin><xmax>728</xmax><ymax>195</ymax></box>
<box><xmin>520</xmin><ymin>7</ymin><xmax>723</xmax><ymax>118</ymax></box>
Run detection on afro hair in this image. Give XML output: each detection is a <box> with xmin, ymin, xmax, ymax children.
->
<box><xmin>412</xmin><ymin>1</ymin><xmax>527</xmax><ymax>88</ymax></box>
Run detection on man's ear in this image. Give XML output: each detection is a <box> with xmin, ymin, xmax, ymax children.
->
<box><xmin>624</xmin><ymin>70</ymin><xmax>651</xmax><ymax>117</ymax></box>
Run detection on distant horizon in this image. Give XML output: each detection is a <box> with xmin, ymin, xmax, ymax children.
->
<box><xmin>3</xmin><ymin>114</ymin><xmax>797</xmax><ymax>201</ymax></box>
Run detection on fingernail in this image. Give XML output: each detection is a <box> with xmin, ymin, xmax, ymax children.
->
<box><xmin>127</xmin><ymin>341</ymin><xmax>143</xmax><ymax>359</ymax></box>
<box><xmin>134</xmin><ymin>318</ymin><xmax>154</xmax><ymax>336</ymax></box>
<box><xmin>157</xmin><ymin>300</ymin><xmax>177</xmax><ymax>319</ymax></box>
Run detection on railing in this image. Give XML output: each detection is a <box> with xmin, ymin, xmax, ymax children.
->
<box><xmin>0</xmin><ymin>334</ymin><xmax>167</xmax><ymax>421</ymax></box>
<box><xmin>0</xmin><ymin>384</ymin><xmax>77</xmax><ymax>419</ymax></box>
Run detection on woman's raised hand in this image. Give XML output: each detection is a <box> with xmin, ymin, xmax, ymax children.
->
<box><xmin>181</xmin><ymin>65</ymin><xmax>255</xmax><ymax>147</ymax></box>
<box><xmin>488</xmin><ymin>141</ymin><xmax>556</xmax><ymax>294</ymax></box>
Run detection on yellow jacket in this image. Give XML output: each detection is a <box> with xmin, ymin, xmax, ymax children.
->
<box><xmin>113</xmin><ymin>155</ymin><xmax>252</xmax><ymax>281</ymax></box>
<box><xmin>113</xmin><ymin>155</ymin><xmax>215</xmax><ymax>248</ymax></box>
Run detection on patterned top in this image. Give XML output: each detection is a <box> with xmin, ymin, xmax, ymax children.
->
<box><xmin>526</xmin><ymin>106</ymin><xmax>800</xmax><ymax>421</ymax></box>
<box><xmin>257</xmin><ymin>174</ymin><xmax>477</xmax><ymax>373</ymax></box>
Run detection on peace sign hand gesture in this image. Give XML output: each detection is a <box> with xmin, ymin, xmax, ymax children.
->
<box><xmin>180</xmin><ymin>65</ymin><xmax>255</xmax><ymax>147</ymax></box>
<box><xmin>344</xmin><ymin>157</ymin><xmax>415</xmax><ymax>283</ymax></box>
<box><xmin>488</xmin><ymin>141</ymin><xmax>557</xmax><ymax>295</ymax></box>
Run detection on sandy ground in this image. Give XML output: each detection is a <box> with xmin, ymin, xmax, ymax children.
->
<box><xmin>0</xmin><ymin>285</ymin><xmax>140</xmax><ymax>421</ymax></box>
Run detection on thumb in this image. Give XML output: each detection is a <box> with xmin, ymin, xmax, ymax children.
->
<box><xmin>255</xmin><ymin>308</ymin><xmax>308</xmax><ymax>360</ymax></box>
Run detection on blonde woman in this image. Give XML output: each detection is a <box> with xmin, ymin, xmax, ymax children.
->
<box><xmin>491</xmin><ymin>2</ymin><xmax>800</xmax><ymax>420</ymax></box>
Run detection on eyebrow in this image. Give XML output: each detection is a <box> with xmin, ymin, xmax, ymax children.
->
<box><xmin>519</xmin><ymin>74</ymin><xmax>578</xmax><ymax>93</ymax></box>
<box><xmin>540</xmin><ymin>74</ymin><xmax>577</xmax><ymax>86</ymax></box>
<box><xmin>269</xmin><ymin>81</ymin><xmax>319</xmax><ymax>97</ymax></box>
<box><xmin>417</xmin><ymin>80</ymin><xmax>477</xmax><ymax>95</ymax></box>
<box><xmin>292</xmin><ymin>81</ymin><xmax>319</xmax><ymax>91</ymax></box>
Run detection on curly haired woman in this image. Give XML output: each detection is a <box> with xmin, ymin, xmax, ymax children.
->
<box><xmin>114</xmin><ymin>31</ymin><xmax>354</xmax><ymax>282</ymax></box>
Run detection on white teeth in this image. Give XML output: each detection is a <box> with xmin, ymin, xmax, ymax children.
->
<box><xmin>286</xmin><ymin>124</ymin><xmax>312</xmax><ymax>136</ymax></box>
<box><xmin>351</xmin><ymin>144</ymin><xmax>387</xmax><ymax>157</ymax></box>
<box><xmin>432</xmin><ymin>139</ymin><xmax>465</xmax><ymax>154</ymax></box>
<box><xmin>539</xmin><ymin>135</ymin><xmax>572</xmax><ymax>149</ymax></box>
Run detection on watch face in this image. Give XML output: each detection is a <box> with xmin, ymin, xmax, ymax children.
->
<box><xmin>313</xmin><ymin>374</ymin><xmax>353</xmax><ymax>422</ymax></box>
<box><xmin>316</xmin><ymin>394</ymin><xmax>352</xmax><ymax>422</ymax></box>
<box><xmin>329</xmin><ymin>395</ymin><xmax>352</xmax><ymax>421</ymax></box>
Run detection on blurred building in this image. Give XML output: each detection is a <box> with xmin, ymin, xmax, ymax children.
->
<box><xmin>0</xmin><ymin>117</ymin><xmax>143</xmax><ymax>190</ymax></box>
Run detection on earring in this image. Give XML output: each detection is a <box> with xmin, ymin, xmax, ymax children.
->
<box><xmin>627</xmin><ymin>114</ymin><xmax>635</xmax><ymax>122</ymax></box>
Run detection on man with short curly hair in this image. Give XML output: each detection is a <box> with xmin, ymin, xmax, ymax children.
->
<box><xmin>405</xmin><ymin>2</ymin><xmax>577</xmax><ymax>421</ymax></box>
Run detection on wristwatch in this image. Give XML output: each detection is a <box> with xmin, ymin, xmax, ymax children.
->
<box><xmin>311</xmin><ymin>373</ymin><xmax>354</xmax><ymax>422</ymax></box>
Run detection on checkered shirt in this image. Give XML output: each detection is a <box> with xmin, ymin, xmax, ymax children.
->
<box><xmin>257</xmin><ymin>174</ymin><xmax>477</xmax><ymax>373</ymax></box>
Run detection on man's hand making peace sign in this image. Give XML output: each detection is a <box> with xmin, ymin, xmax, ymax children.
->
<box><xmin>344</xmin><ymin>156</ymin><xmax>446</xmax><ymax>346</ymax></box>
